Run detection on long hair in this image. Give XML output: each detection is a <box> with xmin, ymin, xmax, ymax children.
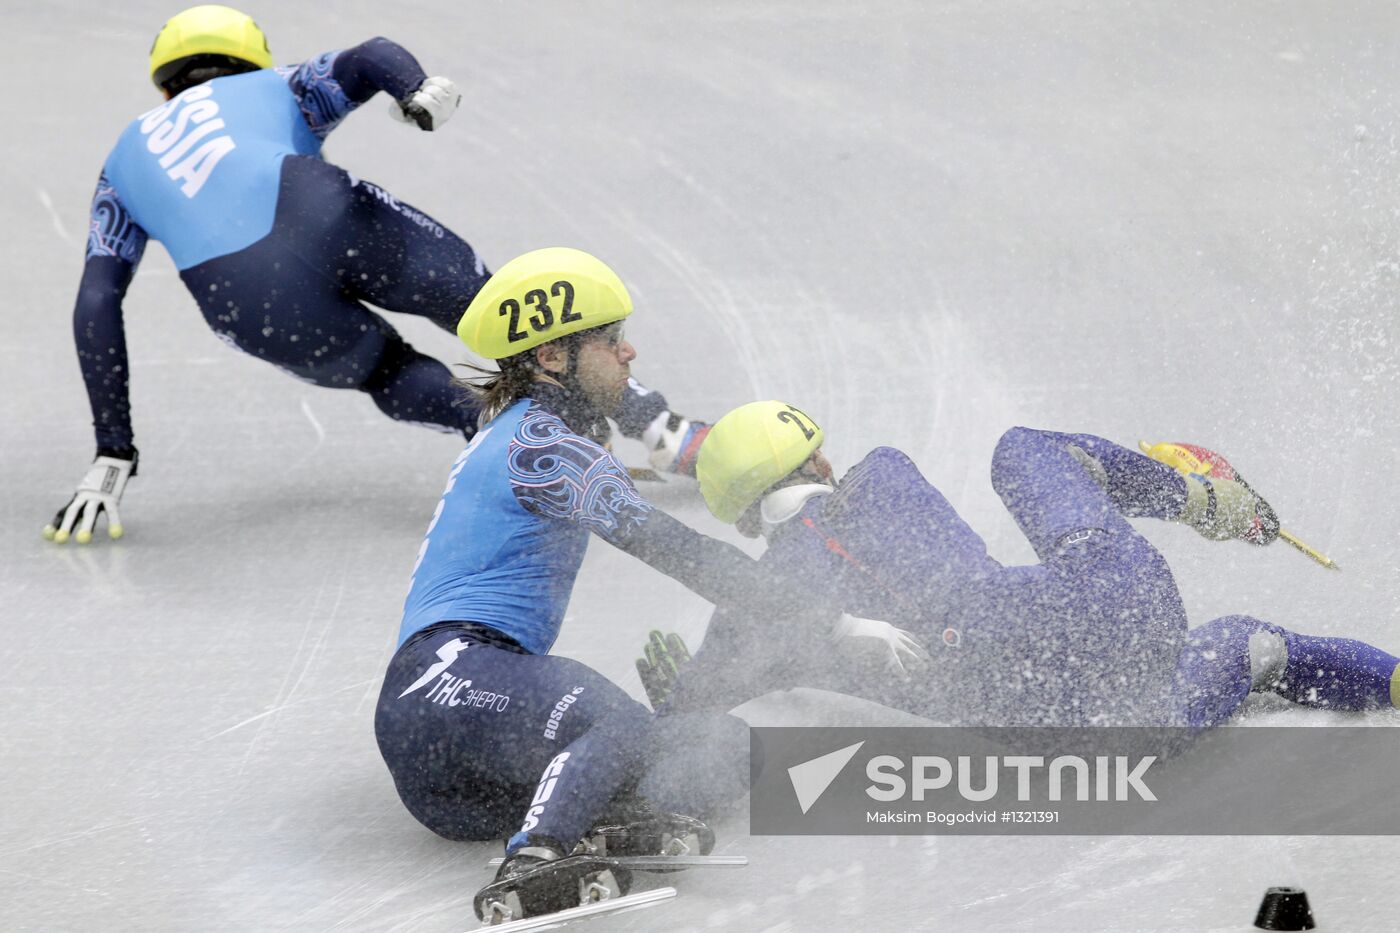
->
<box><xmin>455</xmin><ymin>354</ymin><xmax>539</xmax><ymax>426</ymax></box>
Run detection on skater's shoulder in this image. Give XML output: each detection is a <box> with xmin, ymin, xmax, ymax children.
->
<box><xmin>508</xmin><ymin>400</ymin><xmax>636</xmax><ymax>490</ymax></box>
<box><xmin>835</xmin><ymin>446</ymin><xmax>927</xmax><ymax>497</ymax></box>
<box><xmin>514</xmin><ymin>400</ymin><xmax>606</xmax><ymax>455</ymax></box>
<box><xmin>854</xmin><ymin>445</ymin><xmax>921</xmax><ymax>472</ymax></box>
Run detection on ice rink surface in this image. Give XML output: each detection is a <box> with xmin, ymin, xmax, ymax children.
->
<box><xmin>3</xmin><ymin>1</ymin><xmax>1399</xmax><ymax>930</ymax></box>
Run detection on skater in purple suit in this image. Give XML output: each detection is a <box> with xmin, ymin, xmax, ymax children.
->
<box><xmin>644</xmin><ymin>401</ymin><xmax>1397</xmax><ymax>729</ymax></box>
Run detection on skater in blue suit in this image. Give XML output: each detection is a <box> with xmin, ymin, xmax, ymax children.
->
<box><xmin>648</xmin><ymin>401</ymin><xmax>1398</xmax><ymax>730</ymax></box>
<box><xmin>47</xmin><ymin>5</ymin><xmax>700</xmax><ymax>546</ymax></box>
<box><xmin>373</xmin><ymin>250</ymin><xmax>842</xmax><ymax>922</ymax></box>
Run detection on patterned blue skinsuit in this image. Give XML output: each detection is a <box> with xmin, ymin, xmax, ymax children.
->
<box><xmin>665</xmin><ymin>428</ymin><xmax>1397</xmax><ymax>729</ymax></box>
<box><xmin>375</xmin><ymin>382</ymin><xmax>813</xmax><ymax>853</ymax></box>
<box><xmin>75</xmin><ymin>39</ymin><xmax>671</xmax><ymax>453</ymax></box>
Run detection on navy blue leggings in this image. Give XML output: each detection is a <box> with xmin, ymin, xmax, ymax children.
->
<box><xmin>375</xmin><ymin>624</ymin><xmax>750</xmax><ymax>847</ymax></box>
<box><xmin>180</xmin><ymin>156</ymin><xmax>677</xmax><ymax>439</ymax></box>
<box><xmin>182</xmin><ymin>156</ymin><xmax>488</xmax><ymax>435</ymax></box>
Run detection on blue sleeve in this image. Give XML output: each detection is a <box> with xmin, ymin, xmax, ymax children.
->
<box><xmin>508</xmin><ymin>412</ymin><xmax>830</xmax><ymax>619</ymax></box>
<box><xmin>86</xmin><ymin>170</ymin><xmax>147</xmax><ymax>265</ymax></box>
<box><xmin>508</xmin><ymin>416</ymin><xmax>656</xmax><ymax>540</ymax></box>
<box><xmin>662</xmin><ymin>544</ymin><xmax>842</xmax><ymax>713</ymax></box>
<box><xmin>77</xmin><ymin>172</ymin><xmax>144</xmax><ymax>451</ymax></box>
<box><xmin>74</xmin><ymin>257</ymin><xmax>137</xmax><ymax>452</ymax></box>
<box><xmin>279</xmin><ymin>38</ymin><xmax>428</xmax><ymax>139</ymax></box>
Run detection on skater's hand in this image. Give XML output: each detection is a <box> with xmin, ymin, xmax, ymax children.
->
<box><xmin>832</xmin><ymin>613</ymin><xmax>930</xmax><ymax>679</ymax></box>
<box><xmin>636</xmin><ymin>630</ymin><xmax>691</xmax><ymax>709</ymax></box>
<box><xmin>43</xmin><ymin>448</ymin><xmax>138</xmax><ymax>545</ymax></box>
<box><xmin>644</xmin><ymin>411</ymin><xmax>709</xmax><ymax>477</ymax></box>
<box><xmin>390</xmin><ymin>76</ymin><xmax>460</xmax><ymax>130</ymax></box>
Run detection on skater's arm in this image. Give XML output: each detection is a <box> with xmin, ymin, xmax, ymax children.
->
<box><xmin>611</xmin><ymin>507</ymin><xmax>831</xmax><ymax>620</ymax></box>
<box><xmin>509</xmin><ymin>429</ymin><xmax>829</xmax><ymax>619</ymax></box>
<box><xmin>282</xmin><ymin>38</ymin><xmax>431</xmax><ymax>137</ymax></box>
<box><xmin>330</xmin><ymin>38</ymin><xmax>430</xmax><ymax>104</ymax></box>
<box><xmin>660</xmin><ymin>605</ymin><xmax>807</xmax><ymax>712</ymax></box>
<box><xmin>77</xmin><ymin>172</ymin><xmax>146</xmax><ymax>452</ymax></box>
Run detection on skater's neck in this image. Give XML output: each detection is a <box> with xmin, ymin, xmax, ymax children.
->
<box><xmin>528</xmin><ymin>379</ymin><xmax>611</xmax><ymax>446</ymax></box>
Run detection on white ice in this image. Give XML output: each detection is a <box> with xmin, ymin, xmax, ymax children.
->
<box><xmin>2</xmin><ymin>2</ymin><xmax>1398</xmax><ymax>931</ymax></box>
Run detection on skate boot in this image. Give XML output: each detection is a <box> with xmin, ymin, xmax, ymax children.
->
<box><xmin>581</xmin><ymin>802</ymin><xmax>715</xmax><ymax>859</ymax></box>
<box><xmin>1139</xmin><ymin>441</ymin><xmax>1281</xmax><ymax>545</ymax></box>
<box><xmin>473</xmin><ymin>844</ymin><xmax>632</xmax><ymax>924</ymax></box>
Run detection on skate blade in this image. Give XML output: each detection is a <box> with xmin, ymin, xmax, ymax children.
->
<box><xmin>487</xmin><ymin>855</ymin><xmax>746</xmax><ymax>870</ymax></box>
<box><xmin>469</xmin><ymin>886</ymin><xmax>676</xmax><ymax>931</ymax></box>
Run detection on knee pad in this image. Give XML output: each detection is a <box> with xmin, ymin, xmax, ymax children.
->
<box><xmin>1248</xmin><ymin>629</ymin><xmax>1289</xmax><ymax>690</ymax></box>
<box><xmin>1199</xmin><ymin>615</ymin><xmax>1289</xmax><ymax>692</ymax></box>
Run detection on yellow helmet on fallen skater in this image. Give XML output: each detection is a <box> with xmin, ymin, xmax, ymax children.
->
<box><xmin>457</xmin><ymin>247</ymin><xmax>633</xmax><ymax>359</ymax></box>
<box><xmin>697</xmin><ymin>400</ymin><xmax>825</xmax><ymax>524</ymax></box>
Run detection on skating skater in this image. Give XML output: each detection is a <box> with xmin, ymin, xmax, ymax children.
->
<box><xmin>645</xmin><ymin>402</ymin><xmax>1398</xmax><ymax>730</ymax></box>
<box><xmin>373</xmin><ymin>250</ymin><xmax>849</xmax><ymax>922</ymax></box>
<box><xmin>47</xmin><ymin>4</ymin><xmax>699</xmax><ymax>545</ymax></box>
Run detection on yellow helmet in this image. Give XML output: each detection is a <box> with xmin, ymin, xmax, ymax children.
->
<box><xmin>697</xmin><ymin>401</ymin><xmax>824</xmax><ymax>524</ymax></box>
<box><xmin>458</xmin><ymin>247</ymin><xmax>633</xmax><ymax>359</ymax></box>
<box><xmin>150</xmin><ymin>5</ymin><xmax>272</xmax><ymax>90</ymax></box>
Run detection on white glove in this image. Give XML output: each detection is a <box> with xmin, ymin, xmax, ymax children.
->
<box><xmin>43</xmin><ymin>451</ymin><xmax>137</xmax><ymax>544</ymax></box>
<box><xmin>831</xmin><ymin>613</ymin><xmax>931</xmax><ymax>679</ymax></box>
<box><xmin>390</xmin><ymin>76</ymin><xmax>460</xmax><ymax>130</ymax></box>
<box><xmin>643</xmin><ymin>411</ymin><xmax>710</xmax><ymax>476</ymax></box>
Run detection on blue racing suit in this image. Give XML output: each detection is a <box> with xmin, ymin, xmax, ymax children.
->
<box><xmin>666</xmin><ymin>428</ymin><xmax>1398</xmax><ymax>729</ymax></box>
<box><xmin>375</xmin><ymin>382</ymin><xmax>815</xmax><ymax>850</ymax></box>
<box><xmin>74</xmin><ymin>39</ymin><xmax>673</xmax><ymax>452</ymax></box>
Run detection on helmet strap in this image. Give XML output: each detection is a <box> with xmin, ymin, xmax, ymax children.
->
<box><xmin>759</xmin><ymin>484</ymin><xmax>835</xmax><ymax>540</ymax></box>
<box><xmin>526</xmin><ymin>344</ymin><xmax>609</xmax><ymax>446</ymax></box>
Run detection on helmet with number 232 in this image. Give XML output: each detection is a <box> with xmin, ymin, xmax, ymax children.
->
<box><xmin>457</xmin><ymin>247</ymin><xmax>633</xmax><ymax>360</ymax></box>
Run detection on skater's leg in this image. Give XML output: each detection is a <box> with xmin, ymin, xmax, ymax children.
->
<box><xmin>507</xmin><ymin>702</ymin><xmax>657</xmax><ymax>854</ymax></box>
<box><xmin>615</xmin><ymin>377</ymin><xmax>671</xmax><ymax>440</ymax></box>
<box><xmin>1038</xmin><ymin>431</ymin><xmax>1189</xmax><ymax>520</ymax></box>
<box><xmin>1272</xmin><ymin>629</ymin><xmax>1398</xmax><ymax>710</ymax></box>
<box><xmin>1178</xmin><ymin>615</ymin><xmax>1399</xmax><ymax>728</ymax></box>
<box><xmin>632</xmin><ymin>711</ymin><xmax>752</xmax><ymax>817</ymax></box>
<box><xmin>1175</xmin><ymin>616</ymin><xmax>1276</xmax><ymax>729</ymax></box>
<box><xmin>989</xmin><ymin>427</ymin><xmax>1188</xmax><ymax>723</ymax></box>
<box><xmin>376</xmin><ymin>626</ymin><xmax>648</xmax><ymax>842</ymax></box>
<box><xmin>361</xmin><ymin>333</ymin><xmax>478</xmax><ymax>435</ymax></box>
<box><xmin>327</xmin><ymin>169</ymin><xmax>492</xmax><ymax>331</ymax></box>
<box><xmin>990</xmin><ymin>426</ymin><xmax>1123</xmax><ymax>561</ymax></box>
<box><xmin>182</xmin><ymin>238</ymin><xmax>478</xmax><ymax>436</ymax></box>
